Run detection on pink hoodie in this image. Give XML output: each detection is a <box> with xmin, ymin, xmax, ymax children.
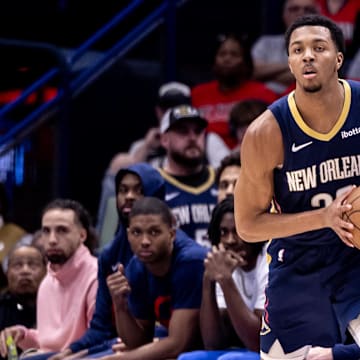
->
<box><xmin>19</xmin><ymin>244</ymin><xmax>98</xmax><ymax>351</ymax></box>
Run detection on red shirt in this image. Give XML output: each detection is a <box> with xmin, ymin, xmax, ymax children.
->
<box><xmin>192</xmin><ymin>80</ymin><xmax>278</xmax><ymax>148</ymax></box>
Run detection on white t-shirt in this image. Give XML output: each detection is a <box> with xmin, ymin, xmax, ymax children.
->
<box><xmin>216</xmin><ymin>247</ymin><xmax>269</xmax><ymax>311</ymax></box>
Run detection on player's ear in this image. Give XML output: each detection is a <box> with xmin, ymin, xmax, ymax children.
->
<box><xmin>288</xmin><ymin>59</ymin><xmax>294</xmax><ymax>75</ymax></box>
<box><xmin>336</xmin><ymin>52</ymin><xmax>344</xmax><ymax>71</ymax></box>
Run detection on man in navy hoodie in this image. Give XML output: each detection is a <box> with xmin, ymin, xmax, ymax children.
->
<box><xmin>50</xmin><ymin>163</ymin><xmax>169</xmax><ymax>360</ymax></box>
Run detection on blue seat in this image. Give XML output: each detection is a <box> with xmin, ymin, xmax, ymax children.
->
<box><xmin>178</xmin><ymin>349</ymin><xmax>260</xmax><ymax>360</ymax></box>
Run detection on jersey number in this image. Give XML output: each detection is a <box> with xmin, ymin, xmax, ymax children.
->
<box><xmin>311</xmin><ymin>185</ymin><xmax>352</xmax><ymax>208</ymax></box>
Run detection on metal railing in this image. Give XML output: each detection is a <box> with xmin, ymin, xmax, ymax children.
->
<box><xmin>0</xmin><ymin>0</ymin><xmax>183</xmax><ymax>155</ymax></box>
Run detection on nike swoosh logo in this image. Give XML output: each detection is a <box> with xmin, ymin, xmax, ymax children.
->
<box><xmin>291</xmin><ymin>141</ymin><xmax>313</xmax><ymax>152</ymax></box>
<box><xmin>210</xmin><ymin>188</ymin><xmax>218</xmax><ymax>197</ymax></box>
<box><xmin>165</xmin><ymin>192</ymin><xmax>180</xmax><ymax>201</ymax></box>
<box><xmin>111</xmin><ymin>264</ymin><xmax>119</xmax><ymax>272</ymax></box>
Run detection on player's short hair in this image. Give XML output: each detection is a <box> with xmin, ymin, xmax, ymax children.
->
<box><xmin>285</xmin><ymin>14</ymin><xmax>345</xmax><ymax>55</ymax></box>
<box><xmin>129</xmin><ymin>197</ymin><xmax>174</xmax><ymax>228</ymax></box>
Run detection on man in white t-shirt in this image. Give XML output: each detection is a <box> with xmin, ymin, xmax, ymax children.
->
<box><xmin>200</xmin><ymin>196</ymin><xmax>268</xmax><ymax>352</ymax></box>
<box><xmin>178</xmin><ymin>196</ymin><xmax>267</xmax><ymax>360</ymax></box>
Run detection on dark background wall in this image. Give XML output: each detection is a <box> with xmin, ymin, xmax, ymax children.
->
<box><xmin>1</xmin><ymin>0</ymin><xmax>283</xmax><ymax>230</ymax></box>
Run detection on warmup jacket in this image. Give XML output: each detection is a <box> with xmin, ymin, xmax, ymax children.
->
<box><xmin>70</xmin><ymin>163</ymin><xmax>166</xmax><ymax>352</ymax></box>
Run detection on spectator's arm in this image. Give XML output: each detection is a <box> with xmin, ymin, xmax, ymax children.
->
<box><xmin>129</xmin><ymin>128</ymin><xmax>161</xmax><ymax>164</ymax></box>
<box><xmin>69</xmin><ymin>254</ymin><xmax>116</xmax><ymax>353</ymax></box>
<box><xmin>107</xmin><ymin>264</ymin><xmax>154</xmax><ymax>349</ymax></box>
<box><xmin>99</xmin><ymin>309</ymin><xmax>200</xmax><ymax>360</ymax></box>
<box><xmin>200</xmin><ymin>275</ymin><xmax>227</xmax><ymax>349</ymax></box>
<box><xmin>220</xmin><ymin>275</ymin><xmax>262</xmax><ymax>352</ymax></box>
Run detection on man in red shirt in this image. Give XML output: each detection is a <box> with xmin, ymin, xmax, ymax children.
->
<box><xmin>192</xmin><ymin>33</ymin><xmax>278</xmax><ymax>148</ymax></box>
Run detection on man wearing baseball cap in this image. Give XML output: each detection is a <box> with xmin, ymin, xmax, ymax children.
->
<box><xmin>97</xmin><ymin>84</ymin><xmax>228</xmax><ymax>242</ymax></box>
<box><xmin>158</xmin><ymin>104</ymin><xmax>218</xmax><ymax>248</ymax></box>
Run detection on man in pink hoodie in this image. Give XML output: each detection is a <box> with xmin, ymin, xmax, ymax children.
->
<box><xmin>0</xmin><ymin>198</ymin><xmax>98</xmax><ymax>357</ymax></box>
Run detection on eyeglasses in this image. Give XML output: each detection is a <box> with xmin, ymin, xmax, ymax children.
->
<box><xmin>286</xmin><ymin>5</ymin><xmax>318</xmax><ymax>14</ymax></box>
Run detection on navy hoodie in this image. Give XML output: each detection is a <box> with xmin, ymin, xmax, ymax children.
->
<box><xmin>70</xmin><ymin>163</ymin><xmax>168</xmax><ymax>352</ymax></box>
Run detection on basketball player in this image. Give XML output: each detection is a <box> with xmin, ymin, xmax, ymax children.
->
<box><xmin>234</xmin><ymin>14</ymin><xmax>360</xmax><ymax>360</ymax></box>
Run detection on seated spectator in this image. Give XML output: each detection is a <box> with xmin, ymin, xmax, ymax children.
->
<box><xmin>48</xmin><ymin>164</ymin><xmax>177</xmax><ymax>360</ymax></box>
<box><xmin>158</xmin><ymin>105</ymin><xmax>218</xmax><ymax>247</ymax></box>
<box><xmin>108</xmin><ymin>82</ymin><xmax>229</xmax><ymax>172</ymax></box>
<box><xmin>251</xmin><ymin>0</ymin><xmax>319</xmax><ymax>94</ymax></box>
<box><xmin>97</xmin><ymin>83</ymin><xmax>229</xmax><ymax>241</ymax></box>
<box><xmin>216</xmin><ymin>152</ymin><xmax>241</xmax><ymax>204</ymax></box>
<box><xmin>178</xmin><ymin>197</ymin><xmax>267</xmax><ymax>360</ymax></box>
<box><xmin>228</xmin><ymin>100</ymin><xmax>268</xmax><ymax>151</ymax></box>
<box><xmin>0</xmin><ymin>244</ymin><xmax>46</xmax><ymax>329</ymax></box>
<box><xmin>192</xmin><ymin>33</ymin><xmax>277</xmax><ymax>148</ymax></box>
<box><xmin>0</xmin><ymin>244</ymin><xmax>46</xmax><ymax>359</ymax></box>
<box><xmin>0</xmin><ymin>199</ymin><xmax>98</xmax><ymax>357</ymax></box>
<box><xmin>107</xmin><ymin>82</ymin><xmax>192</xmax><ymax>174</ymax></box>
<box><xmin>100</xmin><ymin>197</ymin><xmax>208</xmax><ymax>360</ymax></box>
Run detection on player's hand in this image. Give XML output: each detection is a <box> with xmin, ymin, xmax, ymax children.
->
<box><xmin>306</xmin><ymin>346</ymin><xmax>333</xmax><ymax>360</ymax></box>
<box><xmin>106</xmin><ymin>264</ymin><xmax>131</xmax><ymax>310</ymax></box>
<box><xmin>0</xmin><ymin>326</ymin><xmax>25</xmax><ymax>357</ymax></box>
<box><xmin>323</xmin><ymin>186</ymin><xmax>355</xmax><ymax>247</ymax></box>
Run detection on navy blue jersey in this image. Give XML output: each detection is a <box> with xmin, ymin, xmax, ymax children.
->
<box><xmin>126</xmin><ymin>235</ymin><xmax>207</xmax><ymax>329</ymax></box>
<box><xmin>158</xmin><ymin>167</ymin><xmax>217</xmax><ymax>247</ymax></box>
<box><xmin>271</xmin><ymin>79</ymin><xmax>360</xmax><ymax>247</ymax></box>
<box><xmin>260</xmin><ymin>80</ymin><xmax>360</xmax><ymax>357</ymax></box>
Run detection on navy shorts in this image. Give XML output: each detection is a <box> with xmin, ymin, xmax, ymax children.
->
<box><xmin>261</xmin><ymin>240</ymin><xmax>360</xmax><ymax>355</ymax></box>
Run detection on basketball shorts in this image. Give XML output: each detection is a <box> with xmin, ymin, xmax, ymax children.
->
<box><xmin>260</xmin><ymin>240</ymin><xmax>360</xmax><ymax>359</ymax></box>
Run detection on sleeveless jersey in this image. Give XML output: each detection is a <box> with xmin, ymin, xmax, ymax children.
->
<box><xmin>158</xmin><ymin>166</ymin><xmax>217</xmax><ymax>248</ymax></box>
<box><xmin>270</xmin><ymin>79</ymin><xmax>360</xmax><ymax>247</ymax></box>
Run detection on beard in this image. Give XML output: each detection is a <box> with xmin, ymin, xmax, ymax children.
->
<box><xmin>46</xmin><ymin>252</ymin><xmax>68</xmax><ymax>264</ymax></box>
<box><xmin>303</xmin><ymin>83</ymin><xmax>322</xmax><ymax>93</ymax></box>
<box><xmin>170</xmin><ymin>147</ymin><xmax>205</xmax><ymax>168</ymax></box>
<box><xmin>118</xmin><ymin>210</ymin><xmax>130</xmax><ymax>227</ymax></box>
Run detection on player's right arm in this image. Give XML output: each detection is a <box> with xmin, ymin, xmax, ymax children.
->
<box><xmin>234</xmin><ymin>110</ymin><xmax>354</xmax><ymax>245</ymax></box>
